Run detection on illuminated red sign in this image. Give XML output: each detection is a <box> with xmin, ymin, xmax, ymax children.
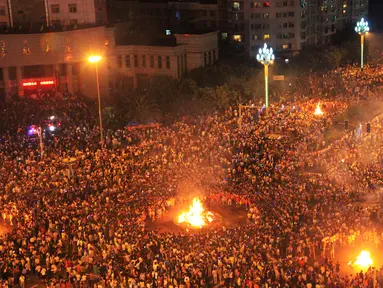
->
<box><xmin>23</xmin><ymin>82</ymin><xmax>37</xmax><ymax>87</ymax></box>
<box><xmin>22</xmin><ymin>80</ymin><xmax>55</xmax><ymax>87</ymax></box>
<box><xmin>40</xmin><ymin>80</ymin><xmax>54</xmax><ymax>85</ymax></box>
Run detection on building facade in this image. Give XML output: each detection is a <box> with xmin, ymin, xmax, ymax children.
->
<box><xmin>0</xmin><ymin>26</ymin><xmax>219</xmax><ymax>98</ymax></box>
<box><xmin>108</xmin><ymin>0</ymin><xmax>219</xmax><ymax>31</ymax></box>
<box><xmin>228</xmin><ymin>0</ymin><xmax>369</xmax><ymax>58</ymax></box>
<box><xmin>0</xmin><ymin>0</ymin><xmax>107</xmax><ymax>29</ymax></box>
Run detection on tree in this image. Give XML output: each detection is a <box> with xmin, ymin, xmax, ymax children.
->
<box><xmin>127</xmin><ymin>91</ymin><xmax>162</xmax><ymax>123</ymax></box>
<box><xmin>102</xmin><ymin>106</ymin><xmax>122</xmax><ymax>129</ymax></box>
<box><xmin>325</xmin><ymin>46</ymin><xmax>345</xmax><ymax>69</ymax></box>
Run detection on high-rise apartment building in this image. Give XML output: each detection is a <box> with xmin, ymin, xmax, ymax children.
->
<box><xmin>0</xmin><ymin>0</ymin><xmax>107</xmax><ymax>29</ymax></box>
<box><xmin>225</xmin><ymin>0</ymin><xmax>368</xmax><ymax>57</ymax></box>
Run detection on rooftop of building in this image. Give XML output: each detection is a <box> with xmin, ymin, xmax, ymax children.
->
<box><xmin>0</xmin><ymin>23</ymin><xmax>109</xmax><ymax>35</ymax></box>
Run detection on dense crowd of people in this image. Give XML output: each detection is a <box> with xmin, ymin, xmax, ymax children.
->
<box><xmin>1</xmin><ymin>65</ymin><xmax>383</xmax><ymax>287</ymax></box>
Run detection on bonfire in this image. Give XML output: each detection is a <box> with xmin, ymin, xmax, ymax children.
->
<box><xmin>178</xmin><ymin>197</ymin><xmax>214</xmax><ymax>228</ymax></box>
<box><xmin>314</xmin><ymin>102</ymin><xmax>324</xmax><ymax>116</ymax></box>
<box><xmin>354</xmin><ymin>250</ymin><xmax>373</xmax><ymax>270</ymax></box>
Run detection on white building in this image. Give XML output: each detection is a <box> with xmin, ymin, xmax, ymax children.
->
<box><xmin>0</xmin><ymin>0</ymin><xmax>107</xmax><ymax>29</ymax></box>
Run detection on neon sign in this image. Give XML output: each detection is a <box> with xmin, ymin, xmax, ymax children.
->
<box><xmin>22</xmin><ymin>80</ymin><xmax>55</xmax><ymax>87</ymax></box>
<box><xmin>40</xmin><ymin>80</ymin><xmax>54</xmax><ymax>85</ymax></box>
<box><xmin>23</xmin><ymin>82</ymin><xmax>37</xmax><ymax>87</ymax></box>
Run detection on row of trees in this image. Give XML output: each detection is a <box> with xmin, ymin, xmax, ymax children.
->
<box><xmin>99</xmin><ymin>25</ymin><xmax>381</xmax><ymax>129</ymax></box>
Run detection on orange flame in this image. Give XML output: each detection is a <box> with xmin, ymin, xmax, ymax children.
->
<box><xmin>314</xmin><ymin>102</ymin><xmax>324</xmax><ymax>116</ymax></box>
<box><xmin>354</xmin><ymin>250</ymin><xmax>373</xmax><ymax>270</ymax></box>
<box><xmin>178</xmin><ymin>197</ymin><xmax>213</xmax><ymax>228</ymax></box>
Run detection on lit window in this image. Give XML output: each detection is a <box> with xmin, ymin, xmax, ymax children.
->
<box><xmin>166</xmin><ymin>29</ymin><xmax>171</xmax><ymax>35</ymax></box>
<box><xmin>252</xmin><ymin>34</ymin><xmax>258</xmax><ymax>40</ymax></box>
<box><xmin>263</xmin><ymin>2</ymin><xmax>270</xmax><ymax>7</ymax></box>
<box><xmin>221</xmin><ymin>32</ymin><xmax>228</xmax><ymax>40</ymax></box>
<box><xmin>264</xmin><ymin>34</ymin><xmax>270</xmax><ymax>40</ymax></box>
<box><xmin>51</xmin><ymin>4</ymin><xmax>60</xmax><ymax>14</ymax></box>
<box><xmin>233</xmin><ymin>35</ymin><xmax>242</xmax><ymax>42</ymax></box>
<box><xmin>233</xmin><ymin>2</ymin><xmax>240</xmax><ymax>10</ymax></box>
<box><xmin>282</xmin><ymin>44</ymin><xmax>289</xmax><ymax>49</ymax></box>
<box><xmin>343</xmin><ymin>9</ymin><xmax>346</xmax><ymax>14</ymax></box>
<box><xmin>68</xmin><ymin>4</ymin><xmax>77</xmax><ymax>13</ymax></box>
<box><xmin>343</xmin><ymin>4</ymin><xmax>347</xmax><ymax>8</ymax></box>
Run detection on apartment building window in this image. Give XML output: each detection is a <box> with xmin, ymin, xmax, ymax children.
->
<box><xmin>210</xmin><ymin>10</ymin><xmax>216</xmax><ymax>16</ymax></box>
<box><xmin>116</xmin><ymin>56</ymin><xmax>122</xmax><ymax>68</ymax></box>
<box><xmin>125</xmin><ymin>55</ymin><xmax>131</xmax><ymax>68</ymax></box>
<box><xmin>288</xmin><ymin>12</ymin><xmax>294</xmax><ymax>17</ymax></box>
<box><xmin>263</xmin><ymin>34</ymin><xmax>270</xmax><ymax>40</ymax></box>
<box><xmin>134</xmin><ymin>55</ymin><xmax>138</xmax><ymax>67</ymax></box>
<box><xmin>251</xmin><ymin>13</ymin><xmax>261</xmax><ymax>19</ymax></box>
<box><xmin>250</xmin><ymin>1</ymin><xmax>262</xmax><ymax>8</ymax></box>
<box><xmin>282</xmin><ymin>44</ymin><xmax>292</xmax><ymax>49</ymax></box>
<box><xmin>208</xmin><ymin>51</ymin><xmax>211</xmax><ymax>64</ymax></box>
<box><xmin>253</xmin><ymin>24</ymin><xmax>262</xmax><ymax>30</ymax></box>
<box><xmin>276</xmin><ymin>12</ymin><xmax>282</xmax><ymax>18</ymax></box>
<box><xmin>212</xmin><ymin>50</ymin><xmax>215</xmax><ymax>62</ymax></box>
<box><xmin>233</xmin><ymin>34</ymin><xmax>242</xmax><ymax>42</ymax></box>
<box><xmin>263</xmin><ymin>1</ymin><xmax>270</xmax><ymax>7</ymax></box>
<box><xmin>221</xmin><ymin>32</ymin><xmax>228</xmax><ymax>40</ymax></box>
<box><xmin>233</xmin><ymin>2</ymin><xmax>240</xmax><ymax>10</ymax></box>
<box><xmin>150</xmin><ymin>56</ymin><xmax>154</xmax><ymax>68</ymax></box>
<box><xmin>51</xmin><ymin>4</ymin><xmax>60</xmax><ymax>14</ymax></box>
<box><xmin>142</xmin><ymin>55</ymin><xmax>146</xmax><ymax>68</ymax></box>
<box><xmin>204</xmin><ymin>53</ymin><xmax>207</xmax><ymax>66</ymax></box>
<box><xmin>166</xmin><ymin>56</ymin><xmax>170</xmax><ymax>69</ymax></box>
<box><xmin>158</xmin><ymin>56</ymin><xmax>162</xmax><ymax>69</ymax></box>
<box><xmin>262</xmin><ymin>13</ymin><xmax>269</xmax><ymax>19</ymax></box>
<box><xmin>252</xmin><ymin>34</ymin><xmax>259</xmax><ymax>40</ymax></box>
<box><xmin>68</xmin><ymin>4</ymin><xmax>77</xmax><ymax>13</ymax></box>
<box><xmin>289</xmin><ymin>22</ymin><xmax>294</xmax><ymax>27</ymax></box>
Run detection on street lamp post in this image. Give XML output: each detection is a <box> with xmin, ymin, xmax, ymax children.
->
<box><xmin>256</xmin><ymin>43</ymin><xmax>275</xmax><ymax>109</ymax></box>
<box><xmin>355</xmin><ymin>18</ymin><xmax>369</xmax><ymax>70</ymax></box>
<box><xmin>88</xmin><ymin>55</ymin><xmax>103</xmax><ymax>148</ymax></box>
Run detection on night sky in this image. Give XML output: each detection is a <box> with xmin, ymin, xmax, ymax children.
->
<box><xmin>369</xmin><ymin>0</ymin><xmax>383</xmax><ymax>31</ymax></box>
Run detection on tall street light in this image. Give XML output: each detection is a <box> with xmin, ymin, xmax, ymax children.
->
<box><xmin>256</xmin><ymin>43</ymin><xmax>275</xmax><ymax>108</ymax></box>
<box><xmin>355</xmin><ymin>18</ymin><xmax>369</xmax><ymax>70</ymax></box>
<box><xmin>88</xmin><ymin>55</ymin><xmax>104</xmax><ymax>148</ymax></box>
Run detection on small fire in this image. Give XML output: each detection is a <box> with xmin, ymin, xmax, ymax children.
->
<box><xmin>314</xmin><ymin>102</ymin><xmax>324</xmax><ymax>116</ymax></box>
<box><xmin>354</xmin><ymin>250</ymin><xmax>373</xmax><ymax>269</ymax></box>
<box><xmin>178</xmin><ymin>197</ymin><xmax>214</xmax><ymax>228</ymax></box>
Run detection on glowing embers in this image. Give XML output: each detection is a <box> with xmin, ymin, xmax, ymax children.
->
<box><xmin>314</xmin><ymin>102</ymin><xmax>324</xmax><ymax>116</ymax></box>
<box><xmin>177</xmin><ymin>197</ymin><xmax>214</xmax><ymax>228</ymax></box>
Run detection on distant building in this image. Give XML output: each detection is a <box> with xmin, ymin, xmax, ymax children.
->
<box><xmin>0</xmin><ymin>0</ymin><xmax>107</xmax><ymax>29</ymax></box>
<box><xmin>0</xmin><ymin>26</ymin><xmax>219</xmax><ymax>98</ymax></box>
